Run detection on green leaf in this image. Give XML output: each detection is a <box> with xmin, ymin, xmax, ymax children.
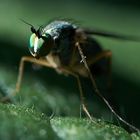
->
<box><xmin>0</xmin><ymin>104</ymin><xmax>59</xmax><ymax>140</ymax></box>
<box><xmin>0</xmin><ymin>103</ymin><xmax>139</xmax><ymax>140</ymax></box>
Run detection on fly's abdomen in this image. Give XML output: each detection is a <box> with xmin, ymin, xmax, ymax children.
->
<box><xmin>82</xmin><ymin>37</ymin><xmax>108</xmax><ymax>75</ymax></box>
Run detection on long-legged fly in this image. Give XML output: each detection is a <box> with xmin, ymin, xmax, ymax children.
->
<box><xmin>2</xmin><ymin>20</ymin><xmax>140</xmax><ymax>132</ymax></box>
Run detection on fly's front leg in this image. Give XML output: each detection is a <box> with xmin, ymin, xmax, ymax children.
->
<box><xmin>1</xmin><ymin>56</ymin><xmax>54</xmax><ymax>102</ymax></box>
<box><xmin>16</xmin><ymin>56</ymin><xmax>53</xmax><ymax>93</ymax></box>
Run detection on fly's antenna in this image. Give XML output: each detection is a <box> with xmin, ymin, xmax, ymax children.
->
<box><xmin>20</xmin><ymin>18</ymin><xmax>34</xmax><ymax>27</ymax></box>
<box><xmin>19</xmin><ymin>18</ymin><xmax>37</xmax><ymax>34</ymax></box>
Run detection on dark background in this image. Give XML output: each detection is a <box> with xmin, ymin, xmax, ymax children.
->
<box><xmin>0</xmin><ymin>0</ymin><xmax>140</xmax><ymax>130</ymax></box>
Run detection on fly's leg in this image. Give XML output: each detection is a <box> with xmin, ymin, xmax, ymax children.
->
<box><xmin>76</xmin><ymin>75</ymin><xmax>93</xmax><ymax>120</ymax></box>
<box><xmin>16</xmin><ymin>56</ymin><xmax>93</xmax><ymax>120</ymax></box>
<box><xmin>57</xmin><ymin>67</ymin><xmax>95</xmax><ymax>122</ymax></box>
<box><xmin>75</xmin><ymin>42</ymin><xmax>139</xmax><ymax>132</ymax></box>
<box><xmin>1</xmin><ymin>55</ymin><xmax>94</xmax><ymax>122</ymax></box>
<box><xmin>86</xmin><ymin>50</ymin><xmax>119</xmax><ymax>111</ymax></box>
<box><xmin>75</xmin><ymin>42</ymin><xmax>100</xmax><ymax>95</ymax></box>
<box><xmin>1</xmin><ymin>56</ymin><xmax>54</xmax><ymax>102</ymax></box>
<box><xmin>17</xmin><ymin>56</ymin><xmax>94</xmax><ymax>121</ymax></box>
<box><xmin>15</xmin><ymin>56</ymin><xmax>53</xmax><ymax>93</ymax></box>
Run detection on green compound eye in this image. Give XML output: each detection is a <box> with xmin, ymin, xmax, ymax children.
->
<box><xmin>29</xmin><ymin>33</ymin><xmax>44</xmax><ymax>50</ymax></box>
<box><xmin>28</xmin><ymin>33</ymin><xmax>54</xmax><ymax>58</ymax></box>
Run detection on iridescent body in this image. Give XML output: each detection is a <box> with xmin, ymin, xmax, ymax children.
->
<box><xmin>28</xmin><ymin>21</ymin><xmax>140</xmax><ymax>132</ymax></box>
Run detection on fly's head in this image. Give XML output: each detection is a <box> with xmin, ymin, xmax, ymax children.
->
<box><xmin>29</xmin><ymin>26</ymin><xmax>54</xmax><ymax>59</ymax></box>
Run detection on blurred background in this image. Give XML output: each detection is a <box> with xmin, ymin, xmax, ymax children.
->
<box><xmin>0</xmin><ymin>0</ymin><xmax>140</xmax><ymax>130</ymax></box>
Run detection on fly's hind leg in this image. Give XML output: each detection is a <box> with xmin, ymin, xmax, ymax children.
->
<box><xmin>76</xmin><ymin>42</ymin><xmax>139</xmax><ymax>132</ymax></box>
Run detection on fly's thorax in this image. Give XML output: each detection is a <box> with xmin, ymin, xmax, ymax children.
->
<box><xmin>46</xmin><ymin>52</ymin><xmax>61</xmax><ymax>68</ymax></box>
<box><xmin>29</xmin><ymin>33</ymin><xmax>55</xmax><ymax>59</ymax></box>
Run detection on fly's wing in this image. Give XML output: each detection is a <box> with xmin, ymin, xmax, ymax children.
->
<box><xmin>83</xmin><ymin>28</ymin><xmax>140</xmax><ymax>41</ymax></box>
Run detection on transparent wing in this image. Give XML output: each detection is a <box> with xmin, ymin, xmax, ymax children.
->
<box><xmin>83</xmin><ymin>28</ymin><xmax>140</xmax><ymax>41</ymax></box>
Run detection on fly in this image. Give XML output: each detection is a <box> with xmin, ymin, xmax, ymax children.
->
<box><xmin>2</xmin><ymin>19</ymin><xmax>140</xmax><ymax>132</ymax></box>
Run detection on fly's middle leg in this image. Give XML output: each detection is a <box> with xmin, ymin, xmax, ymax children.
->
<box><xmin>57</xmin><ymin>67</ymin><xmax>96</xmax><ymax>122</ymax></box>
